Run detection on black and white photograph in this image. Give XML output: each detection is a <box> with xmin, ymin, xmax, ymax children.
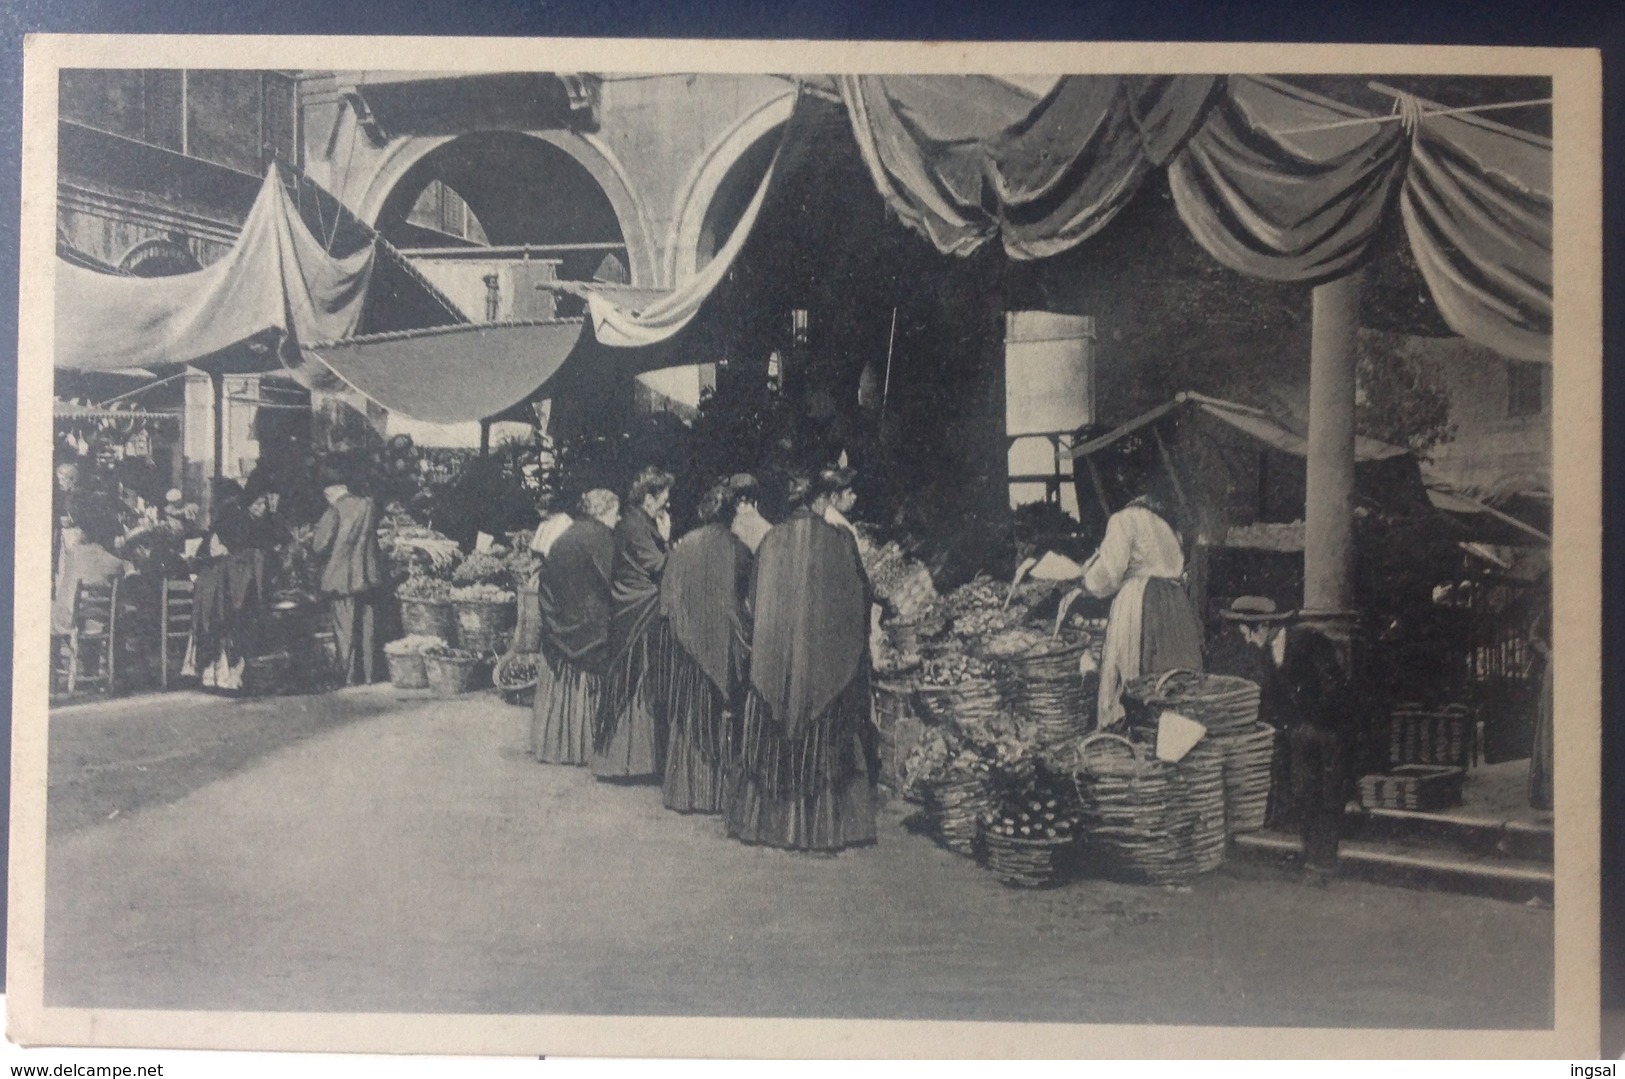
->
<box><xmin>7</xmin><ymin>36</ymin><xmax>1604</xmax><ymax>1059</ymax></box>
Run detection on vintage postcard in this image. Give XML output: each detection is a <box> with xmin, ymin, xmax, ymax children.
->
<box><xmin>8</xmin><ymin>35</ymin><xmax>1603</xmax><ymax>1059</ymax></box>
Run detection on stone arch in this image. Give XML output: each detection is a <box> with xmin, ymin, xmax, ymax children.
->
<box><xmin>351</xmin><ymin>129</ymin><xmax>659</xmax><ymax>287</ymax></box>
<box><xmin>664</xmin><ymin>92</ymin><xmax>797</xmax><ymax>284</ymax></box>
<box><xmin>118</xmin><ymin>234</ymin><xmax>202</xmax><ymax>277</ymax></box>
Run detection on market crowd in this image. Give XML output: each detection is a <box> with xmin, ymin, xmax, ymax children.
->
<box><xmin>50</xmin><ymin>430</ymin><xmax>419</xmax><ymax>695</ymax></box>
<box><xmin>528</xmin><ymin>465</ymin><xmax>877</xmax><ymax>853</ymax></box>
<box><xmin>520</xmin><ymin>462</ymin><xmax>1450</xmax><ymax>868</ymax></box>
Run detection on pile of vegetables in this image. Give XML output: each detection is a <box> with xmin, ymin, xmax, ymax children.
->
<box><xmin>383</xmin><ymin>634</ymin><xmax>447</xmax><ymax>656</ymax></box>
<box><xmin>449</xmin><ymin>582</ymin><xmax>515</xmax><ymax>603</ymax></box>
<box><xmin>397</xmin><ymin>576</ymin><xmax>453</xmax><ymax>601</ymax></box>
<box><xmin>917</xmin><ymin>652</ymin><xmax>1005</xmax><ymax>688</ymax></box>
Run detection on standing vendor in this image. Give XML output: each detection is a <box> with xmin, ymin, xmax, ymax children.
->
<box><xmin>312</xmin><ymin>474</ymin><xmax>386</xmax><ymax>686</ymax></box>
<box><xmin>1061</xmin><ymin>490</ymin><xmax>1204</xmax><ymax>727</ymax></box>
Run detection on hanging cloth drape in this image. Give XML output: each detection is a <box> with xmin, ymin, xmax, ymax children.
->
<box><xmin>54</xmin><ymin>166</ymin><xmax>377</xmax><ymax>372</ymax></box>
<box><xmin>1168</xmin><ymin>77</ymin><xmax>1551</xmax><ymax>361</ymax></box>
<box><xmin>840</xmin><ymin>74</ymin><xmax>1219</xmax><ymax>260</ymax></box>
<box><xmin>841</xmin><ymin>73</ymin><xmax>1552</xmax><ymax>364</ymax></box>
<box><xmin>1166</xmin><ymin>76</ymin><xmax>1412</xmax><ymax>285</ymax></box>
<box><xmin>296</xmin><ymin>319</ymin><xmax>588</xmax><ymax>424</ymax></box>
<box><xmin>585</xmin><ymin>90</ymin><xmax>801</xmax><ymax>348</ymax></box>
<box><xmin>1399</xmin><ymin>101</ymin><xmax>1552</xmax><ymax>363</ymax></box>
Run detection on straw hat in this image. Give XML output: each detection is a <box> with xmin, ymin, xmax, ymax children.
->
<box><xmin>1219</xmin><ymin>595</ymin><xmax>1293</xmax><ymax>623</ymax></box>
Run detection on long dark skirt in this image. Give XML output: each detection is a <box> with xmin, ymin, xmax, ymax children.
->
<box><xmin>724</xmin><ymin>677</ymin><xmax>878</xmax><ymax>852</ymax></box>
<box><xmin>592</xmin><ymin>617</ymin><xmax>672</xmax><ymax>780</ymax></box>
<box><xmin>1139</xmin><ymin>576</ymin><xmax>1205</xmax><ymax>676</ymax></box>
<box><xmin>662</xmin><ymin>644</ymin><xmax>739</xmax><ymax>813</ymax></box>
<box><xmin>1529</xmin><ymin>657</ymin><xmax>1554</xmax><ymax>811</ymax></box>
<box><xmin>531</xmin><ymin>644</ymin><xmax>602</xmax><ymax>766</ymax></box>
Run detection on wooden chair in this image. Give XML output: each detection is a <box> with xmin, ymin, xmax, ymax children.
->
<box><xmin>159</xmin><ymin>578</ymin><xmax>196</xmax><ymax>690</ymax></box>
<box><xmin>63</xmin><ymin>579</ymin><xmax>118</xmax><ymax>696</ymax></box>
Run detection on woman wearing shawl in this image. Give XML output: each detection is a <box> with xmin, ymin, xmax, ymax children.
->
<box><xmin>1068</xmin><ymin>490</ymin><xmax>1203</xmax><ymax>728</ymax></box>
<box><xmin>532</xmin><ymin>490</ymin><xmax>620</xmax><ymax>765</ymax></box>
<box><xmin>725</xmin><ymin>466</ymin><xmax>877</xmax><ymax>852</ymax></box>
<box><xmin>592</xmin><ymin>467</ymin><xmax>675</xmax><ymax>780</ymax></box>
<box><xmin>660</xmin><ymin>481</ymin><xmax>754</xmax><ymax>813</ymax></box>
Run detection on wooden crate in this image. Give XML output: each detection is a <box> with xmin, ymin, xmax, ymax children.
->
<box><xmin>1359</xmin><ymin>764</ymin><xmax>1466</xmax><ymax>812</ymax></box>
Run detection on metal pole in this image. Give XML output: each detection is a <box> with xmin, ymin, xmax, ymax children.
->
<box><xmin>881</xmin><ymin>306</ymin><xmax>898</xmax><ymax>413</ymax></box>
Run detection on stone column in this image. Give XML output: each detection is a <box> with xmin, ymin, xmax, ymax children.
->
<box><xmin>1302</xmin><ymin>268</ymin><xmax>1364</xmax><ymax>637</ymax></box>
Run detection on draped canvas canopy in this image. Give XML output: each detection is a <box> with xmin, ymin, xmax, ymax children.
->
<box><xmin>54</xmin><ymin>166</ymin><xmax>379</xmax><ymax>373</ymax></box>
<box><xmin>842</xmin><ymin>74</ymin><xmax>1552</xmax><ymax>363</ymax></box>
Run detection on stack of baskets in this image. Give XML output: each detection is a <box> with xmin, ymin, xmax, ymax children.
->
<box><xmin>1177</xmin><ymin>737</ymin><xmax>1230</xmax><ymax>872</ymax></box>
<box><xmin>1126</xmin><ymin>668</ymin><xmax>1271</xmax><ymax>838</ymax></box>
<box><xmin>1223</xmin><ymin>723</ymin><xmax>1279</xmax><ymax>834</ymax></box>
<box><xmin>1070</xmin><ymin>733</ymin><xmax>1200</xmax><ymax>886</ymax></box>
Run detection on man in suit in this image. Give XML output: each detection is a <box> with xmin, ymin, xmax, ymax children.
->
<box><xmin>312</xmin><ymin>476</ymin><xmax>386</xmax><ymax>686</ymax></box>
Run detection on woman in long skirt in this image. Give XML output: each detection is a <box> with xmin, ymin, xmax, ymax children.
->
<box><xmin>726</xmin><ymin>466</ymin><xmax>877</xmax><ymax>852</ymax></box>
<box><xmin>592</xmin><ymin>467</ymin><xmax>674</xmax><ymax>781</ymax></box>
<box><xmin>660</xmin><ymin>482</ymin><xmax>753</xmax><ymax>813</ymax></box>
<box><xmin>531</xmin><ymin>490</ymin><xmax>619</xmax><ymax>765</ymax></box>
<box><xmin>1064</xmin><ymin>489</ymin><xmax>1203</xmax><ymax>728</ymax></box>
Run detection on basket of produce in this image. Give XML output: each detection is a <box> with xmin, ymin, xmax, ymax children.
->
<box><xmin>1358</xmin><ymin>764</ymin><xmax>1465</xmax><ymax>812</ymax></box>
<box><xmin>1388</xmin><ymin>704</ymin><xmax>1474</xmax><ymax>769</ymax></box>
<box><xmin>449</xmin><ymin>584</ymin><xmax>518</xmax><ymax>654</ymax></box>
<box><xmin>978</xmin><ymin>764</ymin><xmax>1080</xmax><ymax>888</ymax></box>
<box><xmin>983</xmin><ymin>626</ymin><xmax>1092</xmax><ymax>683</ymax></box>
<box><xmin>913</xmin><ymin>653</ymin><xmax>1010</xmax><ymax>732</ymax></box>
<box><xmin>383</xmin><ymin>634</ymin><xmax>446</xmax><ymax>690</ymax></box>
<box><xmin>920</xmin><ymin>761</ymin><xmax>995</xmax><ymax>857</ymax></box>
<box><xmin>863</xmin><ymin>537</ymin><xmax>940</xmax><ymax>624</ymax></box>
<box><xmin>1175</xmin><ymin>738</ymin><xmax>1230</xmax><ymax>873</ymax></box>
<box><xmin>493</xmin><ymin>650</ymin><xmax>542</xmax><ymax>707</ymax></box>
<box><xmin>397</xmin><ymin>576</ymin><xmax>457</xmax><ymax>640</ymax></box>
<box><xmin>1125</xmin><ymin>668</ymin><xmax>1261</xmax><ymax>733</ymax></box>
<box><xmin>1070</xmin><ymin>733</ymin><xmax>1199</xmax><ymax>886</ymax></box>
<box><xmin>944</xmin><ymin>575</ymin><xmax>1024</xmax><ymax>639</ymax></box>
<box><xmin>422</xmin><ymin>645</ymin><xmax>482</xmax><ymax>697</ymax></box>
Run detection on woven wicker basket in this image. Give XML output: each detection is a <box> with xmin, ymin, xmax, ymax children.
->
<box><xmin>921</xmin><ymin>771</ymin><xmax>993</xmax><ymax>857</ymax></box>
<box><xmin>385</xmin><ymin>651</ymin><xmax>429</xmax><ymax>690</ymax></box>
<box><xmin>424</xmin><ymin>652</ymin><xmax>481</xmax><ymax>696</ymax></box>
<box><xmin>494</xmin><ymin>651</ymin><xmax>541</xmax><ymax>707</ymax></box>
<box><xmin>980</xmin><ymin>827</ymin><xmax>1076</xmax><ymax>888</ymax></box>
<box><xmin>1125</xmin><ymin>668</ymin><xmax>1261</xmax><ymax>732</ymax></box>
<box><xmin>399</xmin><ymin>597</ymin><xmax>456</xmax><ymax>641</ymax></box>
<box><xmin>452</xmin><ymin>599</ymin><xmax>517</xmax><ymax>654</ymax></box>
<box><xmin>1177</xmin><ymin>739</ymin><xmax>1229</xmax><ymax>873</ymax></box>
<box><xmin>1221</xmin><ymin>722</ymin><xmax>1278</xmax><ymax>834</ymax></box>
<box><xmin>914</xmin><ymin>678</ymin><xmax>1008</xmax><ymax>732</ymax></box>
<box><xmin>871</xmin><ymin>679</ymin><xmax>925</xmax><ymax>794</ymax></box>
<box><xmin>1070</xmin><ymin>733</ymin><xmax>1199</xmax><ymax>886</ymax></box>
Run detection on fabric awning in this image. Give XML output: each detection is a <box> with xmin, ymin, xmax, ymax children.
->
<box><xmin>296</xmin><ymin>319</ymin><xmax>588</xmax><ymax>424</ymax></box>
<box><xmin>54</xmin><ymin>166</ymin><xmax>378</xmax><ymax>372</ymax></box>
<box><xmin>843</xmin><ymin>73</ymin><xmax>1552</xmax><ymax>364</ymax></box>
<box><xmin>583</xmin><ymin>91</ymin><xmax>799</xmax><ymax>349</ymax></box>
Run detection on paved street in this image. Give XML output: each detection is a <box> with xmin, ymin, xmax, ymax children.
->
<box><xmin>44</xmin><ymin>686</ymin><xmax>1554</xmax><ymax>1027</ymax></box>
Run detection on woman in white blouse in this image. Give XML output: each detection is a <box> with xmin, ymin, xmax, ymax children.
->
<box><xmin>1064</xmin><ymin>492</ymin><xmax>1204</xmax><ymax>727</ymax></box>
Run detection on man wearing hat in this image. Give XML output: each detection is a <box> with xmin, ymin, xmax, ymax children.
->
<box><xmin>1208</xmin><ymin>596</ymin><xmax>1294</xmax><ymax>824</ymax></box>
<box><xmin>312</xmin><ymin>471</ymin><xmax>386</xmax><ymax>686</ymax></box>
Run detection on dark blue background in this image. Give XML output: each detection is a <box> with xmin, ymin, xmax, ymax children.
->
<box><xmin>1</xmin><ymin>0</ymin><xmax>1619</xmax><ymax>1013</ymax></box>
